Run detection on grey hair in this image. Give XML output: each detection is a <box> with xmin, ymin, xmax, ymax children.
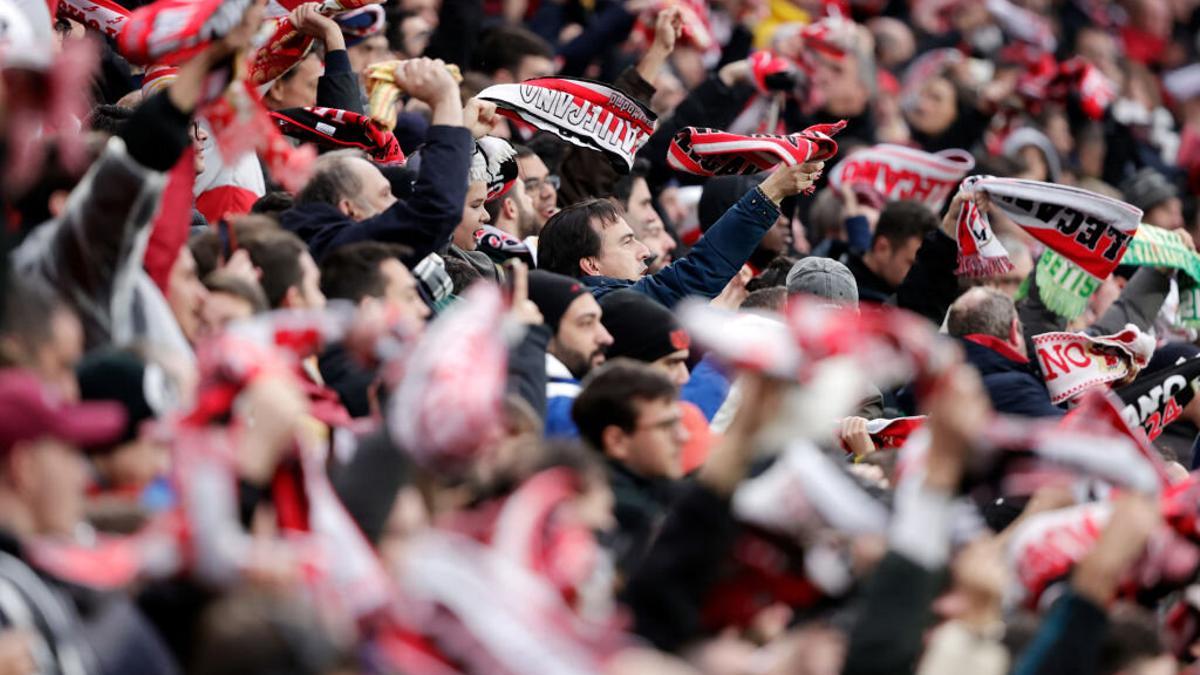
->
<box><xmin>946</xmin><ymin>287</ymin><xmax>1016</xmax><ymax>339</ymax></box>
<box><xmin>295</xmin><ymin>149</ymin><xmax>369</xmax><ymax>207</ymax></box>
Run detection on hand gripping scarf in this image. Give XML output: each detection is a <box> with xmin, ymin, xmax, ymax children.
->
<box><xmin>837</xmin><ymin>416</ymin><xmax>928</xmax><ymax>454</ymax></box>
<box><xmin>117</xmin><ymin>0</ymin><xmax>256</xmax><ymax>66</ymax></box>
<box><xmin>363</xmin><ymin>59</ymin><xmax>461</xmax><ymax>132</ymax></box>
<box><xmin>477</xmin><ymin>77</ymin><xmax>656</xmax><ymax>172</ymax></box>
<box><xmin>1117</xmin><ymin>356</ymin><xmax>1200</xmax><ymax>442</ymax></box>
<box><xmin>1037</xmin><ymin>224</ymin><xmax>1200</xmax><ymax>326</ymax></box>
<box><xmin>667</xmin><ymin>121</ymin><xmax>846</xmax><ymax>180</ymax></box>
<box><xmin>1031</xmin><ymin>324</ymin><xmax>1156</xmax><ymax>405</ymax></box>
<box><xmin>826</xmin><ymin>143</ymin><xmax>975</xmax><ymax>212</ymax></box>
<box><xmin>954</xmin><ymin>176</ymin><xmax>1142</xmax><ymax>278</ymax></box>
<box><xmin>246</xmin><ymin>0</ymin><xmax>377</xmax><ymax>84</ymax></box>
<box><xmin>633</xmin><ymin>0</ymin><xmax>716</xmax><ymax>56</ymax></box>
<box><xmin>270</xmin><ymin>106</ymin><xmax>405</xmax><ymax>165</ymax></box>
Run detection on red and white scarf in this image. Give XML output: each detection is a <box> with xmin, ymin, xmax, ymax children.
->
<box><xmin>477</xmin><ymin>77</ymin><xmax>655</xmax><ymax>172</ymax></box>
<box><xmin>666</xmin><ymin>121</ymin><xmax>845</xmax><ymax>179</ymax></box>
<box><xmin>955</xmin><ymin>176</ymin><xmax>1142</xmax><ymax>278</ymax></box>
<box><xmin>57</xmin><ymin>0</ymin><xmax>129</xmax><ymax>39</ymax></box>
<box><xmin>1032</xmin><ymin>325</ymin><xmax>1155</xmax><ymax>405</ymax></box>
<box><xmin>271</xmin><ymin>106</ymin><xmax>405</xmax><ymax>165</ymax></box>
<box><xmin>117</xmin><ymin>0</ymin><xmax>256</xmax><ymax>66</ymax></box>
<box><xmin>827</xmin><ymin>144</ymin><xmax>975</xmax><ymax>212</ymax></box>
<box><xmin>203</xmin><ymin>79</ymin><xmax>316</xmax><ymax>193</ymax></box>
<box><xmin>247</xmin><ymin>0</ymin><xmax>377</xmax><ymax>85</ymax></box>
<box><xmin>837</xmin><ymin>416</ymin><xmax>927</xmax><ymax>453</ymax></box>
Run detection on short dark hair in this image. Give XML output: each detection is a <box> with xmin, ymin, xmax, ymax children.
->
<box><xmin>740</xmin><ymin>287</ymin><xmax>787</xmax><ymax>312</ymax></box>
<box><xmin>251</xmin><ymin>191</ymin><xmax>294</xmax><ymax>219</ymax></box>
<box><xmin>0</xmin><ymin>278</ymin><xmax>71</xmax><ymax>368</ymax></box>
<box><xmin>86</xmin><ymin>104</ymin><xmax>134</xmax><ymax>135</ymax></box>
<box><xmin>473</xmin><ymin>25</ymin><xmax>553</xmax><ymax>76</ymax></box>
<box><xmin>1099</xmin><ymin>604</ymin><xmax>1168</xmax><ymax>675</ymax></box>
<box><xmin>571</xmin><ymin>359</ymin><xmax>677</xmax><ymax>452</ymax></box>
<box><xmin>745</xmin><ymin>256</ymin><xmax>797</xmax><ymax>292</ymax></box>
<box><xmin>296</xmin><ymin>151</ymin><xmax>365</xmax><ymax>207</ymax></box>
<box><xmin>319</xmin><ymin>241</ymin><xmax>413</xmax><ymax>303</ymax></box>
<box><xmin>537</xmin><ymin>199</ymin><xmax>622</xmax><ymax>278</ymax></box>
<box><xmin>946</xmin><ymin>287</ymin><xmax>1015</xmax><ymax>339</ymax></box>
<box><xmin>204</xmin><ymin>270</ymin><xmax>270</xmax><ymax>314</ymax></box>
<box><xmin>240</xmin><ymin>231</ymin><xmax>309</xmax><ymax>309</ymax></box>
<box><xmin>873</xmin><ymin>200</ymin><xmax>937</xmax><ymax>249</ymax></box>
<box><xmin>189</xmin><ymin>231</ymin><xmax>222</xmax><ymax>280</ymax></box>
<box><xmin>611</xmin><ymin>158</ymin><xmax>651</xmax><ymax>206</ymax></box>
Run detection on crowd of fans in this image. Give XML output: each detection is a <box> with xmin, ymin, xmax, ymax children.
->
<box><xmin>0</xmin><ymin>0</ymin><xmax>1200</xmax><ymax>671</ymax></box>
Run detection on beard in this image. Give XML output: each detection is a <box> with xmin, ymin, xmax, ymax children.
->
<box><xmin>558</xmin><ymin>345</ymin><xmax>606</xmax><ymax>380</ymax></box>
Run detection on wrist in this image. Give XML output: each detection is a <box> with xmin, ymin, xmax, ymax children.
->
<box><xmin>756</xmin><ymin>183</ymin><xmax>783</xmax><ymax>207</ymax></box>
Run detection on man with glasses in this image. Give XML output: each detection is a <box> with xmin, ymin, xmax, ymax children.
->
<box><xmin>571</xmin><ymin>359</ymin><xmax>687</xmax><ymax>573</ymax></box>
<box><xmin>515</xmin><ymin>146</ymin><xmax>560</xmax><ymax>230</ymax></box>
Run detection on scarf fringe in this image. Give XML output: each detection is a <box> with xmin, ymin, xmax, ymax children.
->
<box><xmin>955</xmin><ymin>254</ymin><xmax>1014</xmax><ymax>278</ymax></box>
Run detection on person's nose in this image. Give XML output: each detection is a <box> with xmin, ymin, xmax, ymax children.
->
<box><xmin>636</xmin><ymin>240</ymin><xmax>651</xmax><ymax>261</ymax></box>
<box><xmin>597</xmin><ymin>324</ymin><xmax>614</xmax><ymax>348</ymax></box>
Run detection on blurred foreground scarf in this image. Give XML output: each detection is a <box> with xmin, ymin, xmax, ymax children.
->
<box><xmin>204</xmin><ymin>80</ymin><xmax>316</xmax><ymax>193</ymax></box>
<box><xmin>827</xmin><ymin>143</ymin><xmax>975</xmax><ymax>212</ymax></box>
<box><xmin>667</xmin><ymin>121</ymin><xmax>845</xmax><ymax>179</ymax></box>
<box><xmin>477</xmin><ymin>77</ymin><xmax>656</xmax><ymax>172</ymax></box>
<box><xmin>1037</xmin><ymin>225</ymin><xmax>1200</xmax><ymax>326</ymax></box>
<box><xmin>1031</xmin><ymin>325</ymin><xmax>1155</xmax><ymax>404</ymax></box>
<box><xmin>955</xmin><ymin>176</ymin><xmax>1141</xmax><ymax>278</ymax></box>
<box><xmin>57</xmin><ymin>0</ymin><xmax>129</xmax><ymax>39</ymax></box>
<box><xmin>118</xmin><ymin>0</ymin><xmax>256</xmax><ymax>65</ymax></box>
<box><xmin>271</xmin><ymin>106</ymin><xmax>404</xmax><ymax>164</ymax></box>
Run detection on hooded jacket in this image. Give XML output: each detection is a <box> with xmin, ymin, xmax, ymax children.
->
<box><xmin>280</xmin><ymin>125</ymin><xmax>473</xmax><ymax>265</ymax></box>
<box><xmin>581</xmin><ymin>187</ymin><xmax>781</xmax><ymax>308</ymax></box>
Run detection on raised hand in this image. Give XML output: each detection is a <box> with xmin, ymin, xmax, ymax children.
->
<box><xmin>759</xmin><ymin>161</ymin><xmax>825</xmax><ymax>204</ymax></box>
<box><xmin>463</xmin><ymin>98</ymin><xmax>500</xmax><ymax>139</ymax></box>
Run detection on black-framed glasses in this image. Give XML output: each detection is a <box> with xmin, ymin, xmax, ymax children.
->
<box><xmin>524</xmin><ymin>175</ymin><xmax>560</xmax><ymax>192</ymax></box>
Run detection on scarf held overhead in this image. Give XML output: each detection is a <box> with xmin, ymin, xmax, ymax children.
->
<box><xmin>955</xmin><ymin>176</ymin><xmax>1142</xmax><ymax>278</ymax></box>
<box><xmin>477</xmin><ymin>77</ymin><xmax>656</xmax><ymax>173</ymax></box>
<box><xmin>667</xmin><ymin>121</ymin><xmax>846</xmax><ymax>179</ymax></box>
<box><xmin>1031</xmin><ymin>325</ymin><xmax>1155</xmax><ymax>405</ymax></box>
<box><xmin>827</xmin><ymin>144</ymin><xmax>975</xmax><ymax>212</ymax></box>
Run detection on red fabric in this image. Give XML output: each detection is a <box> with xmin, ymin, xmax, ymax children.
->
<box><xmin>144</xmin><ymin>149</ymin><xmax>197</xmax><ymax>295</ymax></box>
<box><xmin>118</xmin><ymin>0</ymin><xmax>252</xmax><ymax>66</ymax></box>
<box><xmin>196</xmin><ymin>184</ymin><xmax>259</xmax><ymax>224</ymax></box>
<box><xmin>679</xmin><ymin>401</ymin><xmax>714</xmax><ymax>474</ymax></box>
<box><xmin>1121</xmin><ymin>25</ymin><xmax>1168</xmax><ymax>66</ymax></box>
<box><xmin>963</xmin><ymin>333</ymin><xmax>1029</xmax><ymax>364</ymax></box>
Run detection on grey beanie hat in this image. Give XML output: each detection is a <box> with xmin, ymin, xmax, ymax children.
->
<box><xmin>1120</xmin><ymin>168</ymin><xmax>1177</xmax><ymax>213</ymax></box>
<box><xmin>786</xmin><ymin>257</ymin><xmax>859</xmax><ymax>308</ymax></box>
<box><xmin>1002</xmin><ymin>127</ymin><xmax>1062</xmax><ymax>184</ymax></box>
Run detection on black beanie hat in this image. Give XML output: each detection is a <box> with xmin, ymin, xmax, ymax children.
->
<box><xmin>528</xmin><ymin>270</ymin><xmax>589</xmax><ymax>331</ymax></box>
<box><xmin>599</xmin><ymin>290</ymin><xmax>690</xmax><ymax>363</ymax></box>
<box><xmin>77</xmin><ymin>349</ymin><xmax>166</xmax><ymax>446</ymax></box>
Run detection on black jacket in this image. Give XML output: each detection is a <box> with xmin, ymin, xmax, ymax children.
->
<box><xmin>280</xmin><ymin>125</ymin><xmax>473</xmax><ymax>264</ymax></box>
<box><xmin>895</xmin><ymin>229</ymin><xmax>961</xmax><ymax>325</ymax></box>
<box><xmin>317</xmin><ymin>50</ymin><xmax>365</xmax><ymax>115</ymax></box>
<box><xmin>607</xmin><ymin>461</ymin><xmax>679</xmax><ymax>575</ymax></box>
<box><xmin>961</xmin><ymin>336</ymin><xmax>1064</xmax><ymax>418</ymax></box>
<box><xmin>841</xmin><ymin>252</ymin><xmax>897</xmax><ymax>305</ymax></box>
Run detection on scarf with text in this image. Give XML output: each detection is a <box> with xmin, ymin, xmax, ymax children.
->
<box><xmin>1117</xmin><ymin>356</ymin><xmax>1200</xmax><ymax>442</ymax></box>
<box><xmin>827</xmin><ymin>144</ymin><xmax>975</xmax><ymax>212</ymax></box>
<box><xmin>57</xmin><ymin>0</ymin><xmax>128</xmax><ymax>40</ymax></box>
<box><xmin>667</xmin><ymin>121</ymin><xmax>845</xmax><ymax>179</ymax></box>
<box><xmin>270</xmin><ymin>106</ymin><xmax>404</xmax><ymax>165</ymax></box>
<box><xmin>1037</xmin><ymin>224</ymin><xmax>1200</xmax><ymax>327</ymax></box>
<box><xmin>1031</xmin><ymin>325</ymin><xmax>1155</xmax><ymax>404</ymax></box>
<box><xmin>955</xmin><ymin>176</ymin><xmax>1142</xmax><ymax>278</ymax></box>
<box><xmin>478</xmin><ymin>77</ymin><xmax>656</xmax><ymax>172</ymax></box>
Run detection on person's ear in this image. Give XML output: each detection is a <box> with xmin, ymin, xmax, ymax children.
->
<box><xmin>281</xmin><ymin>285</ymin><xmax>303</xmax><ymax>309</ymax></box>
<box><xmin>502</xmin><ymin>197</ymin><xmax>518</xmax><ymax>223</ymax></box>
<box><xmin>601</xmin><ymin>425</ymin><xmax>628</xmax><ymax>461</ymax></box>
<box><xmin>338</xmin><ymin>198</ymin><xmax>357</xmax><ymax>219</ymax></box>
<box><xmin>580</xmin><ymin>256</ymin><xmax>601</xmax><ymax>276</ymax></box>
<box><xmin>1009</xmin><ymin>316</ymin><xmax>1022</xmax><ymax>345</ymax></box>
<box><xmin>872</xmin><ymin>236</ymin><xmax>891</xmax><ymax>258</ymax></box>
<box><xmin>47</xmin><ymin>190</ymin><xmax>70</xmax><ymax>218</ymax></box>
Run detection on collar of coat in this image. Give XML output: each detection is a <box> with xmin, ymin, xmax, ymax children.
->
<box><xmin>963</xmin><ymin>333</ymin><xmax>1030</xmax><ymax>364</ymax></box>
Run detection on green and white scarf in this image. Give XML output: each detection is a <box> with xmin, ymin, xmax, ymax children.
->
<box><xmin>1036</xmin><ymin>224</ymin><xmax>1200</xmax><ymax>328</ymax></box>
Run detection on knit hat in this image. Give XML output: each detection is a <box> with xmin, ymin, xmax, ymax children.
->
<box><xmin>1120</xmin><ymin>168</ymin><xmax>1178</xmax><ymax>213</ymax></box>
<box><xmin>1002</xmin><ymin>127</ymin><xmax>1062</xmax><ymax>183</ymax></box>
<box><xmin>528</xmin><ymin>270</ymin><xmax>589</xmax><ymax>331</ymax></box>
<box><xmin>472</xmin><ymin>136</ymin><xmax>519</xmax><ymax>202</ymax></box>
<box><xmin>599</xmin><ymin>290</ymin><xmax>690</xmax><ymax>363</ymax></box>
<box><xmin>334</xmin><ymin>5</ymin><xmax>385</xmax><ymax>48</ymax></box>
<box><xmin>76</xmin><ymin>350</ymin><xmax>172</xmax><ymax>446</ymax></box>
<box><xmin>786</xmin><ymin>257</ymin><xmax>859</xmax><ymax>308</ymax></box>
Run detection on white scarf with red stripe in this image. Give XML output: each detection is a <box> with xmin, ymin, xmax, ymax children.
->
<box><xmin>477</xmin><ymin>77</ymin><xmax>656</xmax><ymax>172</ymax></box>
<box><xmin>955</xmin><ymin>176</ymin><xmax>1142</xmax><ymax>278</ymax></box>
<box><xmin>667</xmin><ymin>121</ymin><xmax>845</xmax><ymax>178</ymax></box>
<box><xmin>1032</xmin><ymin>324</ymin><xmax>1155</xmax><ymax>405</ymax></box>
<box><xmin>827</xmin><ymin>143</ymin><xmax>975</xmax><ymax>212</ymax></box>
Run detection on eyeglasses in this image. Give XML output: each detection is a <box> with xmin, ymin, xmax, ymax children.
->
<box><xmin>635</xmin><ymin>415</ymin><xmax>683</xmax><ymax>433</ymax></box>
<box><xmin>524</xmin><ymin>175</ymin><xmax>561</xmax><ymax>193</ymax></box>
